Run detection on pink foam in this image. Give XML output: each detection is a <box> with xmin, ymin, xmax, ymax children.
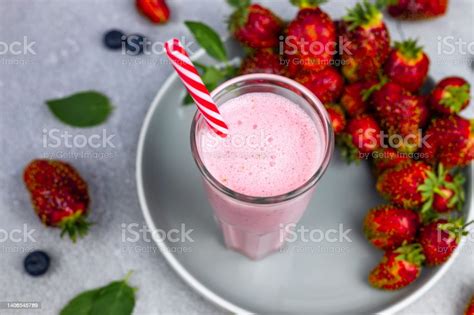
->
<box><xmin>198</xmin><ymin>92</ymin><xmax>322</xmax><ymax>197</ymax></box>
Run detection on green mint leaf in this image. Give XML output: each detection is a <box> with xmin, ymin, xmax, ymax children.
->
<box><xmin>60</xmin><ymin>273</ymin><xmax>136</xmax><ymax>315</ymax></box>
<box><xmin>90</xmin><ymin>280</ymin><xmax>135</xmax><ymax>315</ymax></box>
<box><xmin>46</xmin><ymin>91</ymin><xmax>113</xmax><ymax>127</ymax></box>
<box><xmin>182</xmin><ymin>93</ymin><xmax>194</xmax><ymax>105</ymax></box>
<box><xmin>185</xmin><ymin>21</ymin><xmax>228</xmax><ymax>62</ymax></box>
<box><xmin>60</xmin><ymin>289</ymin><xmax>100</xmax><ymax>315</ymax></box>
<box><xmin>202</xmin><ymin>66</ymin><xmax>227</xmax><ymax>88</ymax></box>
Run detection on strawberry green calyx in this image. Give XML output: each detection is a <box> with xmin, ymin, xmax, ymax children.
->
<box><xmin>418</xmin><ymin>164</ymin><xmax>465</xmax><ymax>214</ymax></box>
<box><xmin>290</xmin><ymin>0</ymin><xmax>327</xmax><ymax>9</ymax></box>
<box><xmin>394</xmin><ymin>243</ymin><xmax>425</xmax><ymax>266</ymax></box>
<box><xmin>343</xmin><ymin>0</ymin><xmax>383</xmax><ymax>31</ymax></box>
<box><xmin>58</xmin><ymin>211</ymin><xmax>92</xmax><ymax>243</ymax></box>
<box><xmin>228</xmin><ymin>7</ymin><xmax>249</xmax><ymax>33</ymax></box>
<box><xmin>438</xmin><ymin>218</ymin><xmax>473</xmax><ymax>243</ymax></box>
<box><xmin>395</xmin><ymin>39</ymin><xmax>423</xmax><ymax>60</ymax></box>
<box><xmin>336</xmin><ymin>134</ymin><xmax>361</xmax><ymax>164</ymax></box>
<box><xmin>440</xmin><ymin>84</ymin><xmax>471</xmax><ymax>113</ymax></box>
<box><xmin>227</xmin><ymin>0</ymin><xmax>251</xmax><ymax>9</ymax></box>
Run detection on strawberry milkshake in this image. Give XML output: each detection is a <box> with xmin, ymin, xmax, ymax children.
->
<box><xmin>191</xmin><ymin>74</ymin><xmax>333</xmax><ymax>260</ymax></box>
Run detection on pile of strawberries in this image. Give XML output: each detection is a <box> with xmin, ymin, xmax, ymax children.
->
<box><xmin>228</xmin><ymin>0</ymin><xmax>473</xmax><ymax>291</ymax></box>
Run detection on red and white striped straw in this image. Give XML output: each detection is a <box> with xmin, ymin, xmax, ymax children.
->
<box><xmin>164</xmin><ymin>38</ymin><xmax>229</xmax><ymax>137</ymax></box>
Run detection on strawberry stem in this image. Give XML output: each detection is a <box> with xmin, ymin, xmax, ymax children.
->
<box><xmin>463</xmin><ymin>220</ymin><xmax>474</xmax><ymax>229</ymax></box>
<box><xmin>361</xmin><ymin>74</ymin><xmax>388</xmax><ymax>101</ymax></box>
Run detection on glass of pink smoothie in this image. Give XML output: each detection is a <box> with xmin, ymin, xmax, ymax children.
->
<box><xmin>190</xmin><ymin>74</ymin><xmax>334</xmax><ymax>260</ymax></box>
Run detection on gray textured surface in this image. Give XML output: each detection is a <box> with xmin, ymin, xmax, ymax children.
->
<box><xmin>0</xmin><ymin>0</ymin><xmax>473</xmax><ymax>314</ymax></box>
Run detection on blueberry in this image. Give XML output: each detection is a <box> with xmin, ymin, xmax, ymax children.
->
<box><xmin>24</xmin><ymin>251</ymin><xmax>50</xmax><ymax>277</ymax></box>
<box><xmin>125</xmin><ymin>34</ymin><xmax>148</xmax><ymax>55</ymax></box>
<box><xmin>103</xmin><ymin>29</ymin><xmax>125</xmax><ymax>50</ymax></box>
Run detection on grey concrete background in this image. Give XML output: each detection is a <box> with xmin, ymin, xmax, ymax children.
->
<box><xmin>0</xmin><ymin>0</ymin><xmax>473</xmax><ymax>314</ymax></box>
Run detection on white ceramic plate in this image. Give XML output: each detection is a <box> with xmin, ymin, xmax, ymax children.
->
<box><xmin>136</xmin><ymin>40</ymin><xmax>474</xmax><ymax>314</ymax></box>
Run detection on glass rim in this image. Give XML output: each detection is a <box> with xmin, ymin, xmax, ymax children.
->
<box><xmin>190</xmin><ymin>73</ymin><xmax>334</xmax><ymax>204</ymax></box>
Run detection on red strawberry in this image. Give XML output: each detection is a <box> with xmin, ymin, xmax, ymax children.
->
<box><xmin>376</xmin><ymin>161</ymin><xmax>430</xmax><ymax>209</ymax></box>
<box><xmin>371</xmin><ymin>82</ymin><xmax>427</xmax><ymax>153</ymax></box>
<box><xmin>429</xmin><ymin>77</ymin><xmax>471</xmax><ymax>115</ymax></box>
<box><xmin>368</xmin><ymin>243</ymin><xmax>425</xmax><ymax>290</ymax></box>
<box><xmin>239</xmin><ymin>49</ymin><xmax>286</xmax><ymax>76</ymax></box>
<box><xmin>384</xmin><ymin>39</ymin><xmax>430</xmax><ymax>92</ymax></box>
<box><xmin>340</xmin><ymin>80</ymin><xmax>378</xmax><ymax>117</ymax></box>
<box><xmin>295</xmin><ymin>67</ymin><xmax>344</xmax><ymax>104</ymax></box>
<box><xmin>364</xmin><ymin>205</ymin><xmax>420</xmax><ymax>250</ymax></box>
<box><xmin>228</xmin><ymin>1</ymin><xmax>283</xmax><ymax>49</ymax></box>
<box><xmin>340</xmin><ymin>1</ymin><xmax>390</xmax><ymax>82</ymax></box>
<box><xmin>347</xmin><ymin>115</ymin><xmax>382</xmax><ymax>153</ymax></box>
<box><xmin>419</xmin><ymin>218</ymin><xmax>471</xmax><ymax>266</ymax></box>
<box><xmin>337</xmin><ymin>114</ymin><xmax>382</xmax><ymax>162</ymax></box>
<box><xmin>371</xmin><ymin>147</ymin><xmax>412</xmax><ymax>176</ymax></box>
<box><xmin>325</xmin><ymin>104</ymin><xmax>346</xmax><ymax>135</ymax></box>
<box><xmin>23</xmin><ymin>160</ymin><xmax>91</xmax><ymax>242</ymax></box>
<box><xmin>136</xmin><ymin>0</ymin><xmax>170</xmax><ymax>24</ymax></box>
<box><xmin>421</xmin><ymin>115</ymin><xmax>474</xmax><ymax>168</ymax></box>
<box><xmin>418</xmin><ymin>164</ymin><xmax>465</xmax><ymax>213</ymax></box>
<box><xmin>285</xmin><ymin>0</ymin><xmax>337</xmax><ymax>72</ymax></box>
<box><xmin>466</xmin><ymin>296</ymin><xmax>474</xmax><ymax>315</ymax></box>
<box><xmin>388</xmin><ymin>0</ymin><xmax>448</xmax><ymax>20</ymax></box>
<box><xmin>376</xmin><ymin>161</ymin><xmax>464</xmax><ymax>213</ymax></box>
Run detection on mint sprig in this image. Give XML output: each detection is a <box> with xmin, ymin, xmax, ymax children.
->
<box><xmin>182</xmin><ymin>21</ymin><xmax>237</xmax><ymax>105</ymax></box>
<box><xmin>60</xmin><ymin>272</ymin><xmax>136</xmax><ymax>315</ymax></box>
<box><xmin>46</xmin><ymin>91</ymin><xmax>113</xmax><ymax>127</ymax></box>
<box><xmin>185</xmin><ymin>21</ymin><xmax>228</xmax><ymax>62</ymax></box>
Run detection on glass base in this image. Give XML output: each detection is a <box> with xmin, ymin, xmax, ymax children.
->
<box><xmin>217</xmin><ymin>218</ymin><xmax>286</xmax><ymax>260</ymax></box>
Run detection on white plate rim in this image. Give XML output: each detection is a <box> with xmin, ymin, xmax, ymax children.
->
<box><xmin>135</xmin><ymin>46</ymin><xmax>474</xmax><ymax>315</ymax></box>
